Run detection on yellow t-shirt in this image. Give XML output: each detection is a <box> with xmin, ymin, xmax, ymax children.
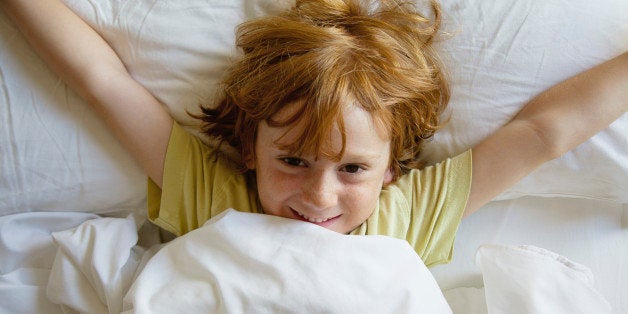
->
<box><xmin>148</xmin><ymin>122</ymin><xmax>472</xmax><ymax>267</ymax></box>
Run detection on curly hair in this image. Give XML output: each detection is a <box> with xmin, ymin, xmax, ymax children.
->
<box><xmin>196</xmin><ymin>0</ymin><xmax>449</xmax><ymax>182</ymax></box>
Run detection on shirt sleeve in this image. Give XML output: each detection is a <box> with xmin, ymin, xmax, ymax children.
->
<box><xmin>354</xmin><ymin>150</ymin><xmax>472</xmax><ymax>267</ymax></box>
<box><xmin>147</xmin><ymin>122</ymin><xmax>258</xmax><ymax>236</ymax></box>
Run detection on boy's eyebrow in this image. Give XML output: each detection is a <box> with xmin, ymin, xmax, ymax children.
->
<box><xmin>274</xmin><ymin>146</ymin><xmax>386</xmax><ymax>163</ymax></box>
<box><xmin>341</xmin><ymin>151</ymin><xmax>387</xmax><ymax>162</ymax></box>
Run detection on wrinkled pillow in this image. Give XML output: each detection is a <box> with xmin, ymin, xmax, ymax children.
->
<box><xmin>425</xmin><ymin>0</ymin><xmax>628</xmax><ymax>201</ymax></box>
<box><xmin>100</xmin><ymin>0</ymin><xmax>628</xmax><ymax>202</ymax></box>
<box><xmin>1</xmin><ymin>0</ymin><xmax>626</xmax><ymax>218</ymax></box>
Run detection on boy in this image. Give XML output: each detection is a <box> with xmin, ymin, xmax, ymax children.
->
<box><xmin>2</xmin><ymin>0</ymin><xmax>626</xmax><ymax>268</ymax></box>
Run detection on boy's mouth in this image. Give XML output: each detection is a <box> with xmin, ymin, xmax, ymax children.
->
<box><xmin>290</xmin><ymin>208</ymin><xmax>341</xmax><ymax>227</ymax></box>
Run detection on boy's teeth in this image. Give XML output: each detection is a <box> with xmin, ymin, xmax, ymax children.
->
<box><xmin>297</xmin><ymin>211</ymin><xmax>329</xmax><ymax>223</ymax></box>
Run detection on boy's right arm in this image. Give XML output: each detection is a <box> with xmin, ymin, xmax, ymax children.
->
<box><xmin>2</xmin><ymin>0</ymin><xmax>173</xmax><ymax>187</ymax></box>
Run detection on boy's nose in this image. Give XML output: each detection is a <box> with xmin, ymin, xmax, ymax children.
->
<box><xmin>302</xmin><ymin>170</ymin><xmax>338</xmax><ymax>210</ymax></box>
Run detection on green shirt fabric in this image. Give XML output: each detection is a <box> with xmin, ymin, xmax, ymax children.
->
<box><xmin>148</xmin><ymin>122</ymin><xmax>472</xmax><ymax>267</ymax></box>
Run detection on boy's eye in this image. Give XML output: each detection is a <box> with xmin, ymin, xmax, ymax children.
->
<box><xmin>281</xmin><ymin>157</ymin><xmax>306</xmax><ymax>167</ymax></box>
<box><xmin>341</xmin><ymin>164</ymin><xmax>363</xmax><ymax>174</ymax></box>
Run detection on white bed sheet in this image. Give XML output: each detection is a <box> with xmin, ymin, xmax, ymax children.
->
<box><xmin>431</xmin><ymin>197</ymin><xmax>627</xmax><ymax>314</ymax></box>
<box><xmin>0</xmin><ymin>198</ymin><xmax>628</xmax><ymax>314</ymax></box>
<box><xmin>0</xmin><ymin>199</ymin><xmax>623</xmax><ymax>313</ymax></box>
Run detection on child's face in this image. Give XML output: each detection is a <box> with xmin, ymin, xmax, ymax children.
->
<box><xmin>250</xmin><ymin>104</ymin><xmax>393</xmax><ymax>234</ymax></box>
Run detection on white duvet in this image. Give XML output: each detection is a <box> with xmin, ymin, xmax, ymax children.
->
<box><xmin>0</xmin><ymin>210</ymin><xmax>611</xmax><ymax>313</ymax></box>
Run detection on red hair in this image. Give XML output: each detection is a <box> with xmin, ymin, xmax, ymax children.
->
<box><xmin>197</xmin><ymin>0</ymin><xmax>449</xmax><ymax>182</ymax></box>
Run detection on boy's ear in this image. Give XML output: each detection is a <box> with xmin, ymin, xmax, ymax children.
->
<box><xmin>244</xmin><ymin>154</ymin><xmax>256</xmax><ymax>170</ymax></box>
<box><xmin>383</xmin><ymin>168</ymin><xmax>393</xmax><ymax>185</ymax></box>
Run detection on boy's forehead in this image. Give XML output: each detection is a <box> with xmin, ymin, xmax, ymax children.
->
<box><xmin>259</xmin><ymin>103</ymin><xmax>391</xmax><ymax>158</ymax></box>
<box><xmin>267</xmin><ymin>100</ymin><xmax>390</xmax><ymax>139</ymax></box>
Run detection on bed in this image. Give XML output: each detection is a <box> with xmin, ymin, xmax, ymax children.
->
<box><xmin>0</xmin><ymin>0</ymin><xmax>626</xmax><ymax>313</ymax></box>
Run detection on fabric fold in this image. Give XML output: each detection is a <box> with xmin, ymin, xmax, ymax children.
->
<box><xmin>47</xmin><ymin>215</ymin><xmax>142</xmax><ymax>314</ymax></box>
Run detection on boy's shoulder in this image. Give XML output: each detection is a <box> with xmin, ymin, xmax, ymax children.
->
<box><xmin>170</xmin><ymin>122</ymin><xmax>244</xmax><ymax>170</ymax></box>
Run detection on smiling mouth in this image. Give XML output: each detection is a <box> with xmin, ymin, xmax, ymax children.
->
<box><xmin>290</xmin><ymin>208</ymin><xmax>341</xmax><ymax>225</ymax></box>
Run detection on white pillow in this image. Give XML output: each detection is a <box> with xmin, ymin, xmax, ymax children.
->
<box><xmin>443</xmin><ymin>244</ymin><xmax>612</xmax><ymax>314</ymax></box>
<box><xmin>426</xmin><ymin>0</ymin><xmax>628</xmax><ymax>201</ymax></box>
<box><xmin>1</xmin><ymin>0</ymin><xmax>626</xmax><ymax>217</ymax></box>
<box><xmin>476</xmin><ymin>245</ymin><xmax>611</xmax><ymax>314</ymax></box>
<box><xmin>85</xmin><ymin>0</ymin><xmax>628</xmax><ymax>203</ymax></box>
<box><xmin>100</xmin><ymin>0</ymin><xmax>628</xmax><ymax>202</ymax></box>
<box><xmin>0</xmin><ymin>7</ymin><xmax>146</xmax><ymax>216</ymax></box>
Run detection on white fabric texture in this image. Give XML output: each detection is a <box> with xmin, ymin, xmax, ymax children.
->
<box><xmin>442</xmin><ymin>244</ymin><xmax>613</xmax><ymax>314</ymax></box>
<box><xmin>476</xmin><ymin>245</ymin><xmax>611</xmax><ymax>314</ymax></box>
<box><xmin>0</xmin><ymin>212</ymin><xmax>155</xmax><ymax>314</ymax></box>
<box><xmin>426</xmin><ymin>0</ymin><xmax>628</xmax><ymax>202</ymax></box>
<box><xmin>432</xmin><ymin>197</ymin><xmax>627</xmax><ymax>314</ymax></box>
<box><xmin>47</xmin><ymin>215</ymin><xmax>142</xmax><ymax>314</ymax></box>
<box><xmin>0</xmin><ymin>212</ymin><xmax>98</xmax><ymax>314</ymax></box>
<box><xmin>0</xmin><ymin>209</ymin><xmax>618</xmax><ymax>313</ymax></box>
<box><xmin>123</xmin><ymin>209</ymin><xmax>452</xmax><ymax>314</ymax></box>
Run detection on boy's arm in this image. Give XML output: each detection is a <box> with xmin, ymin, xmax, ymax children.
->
<box><xmin>464</xmin><ymin>52</ymin><xmax>628</xmax><ymax>217</ymax></box>
<box><xmin>1</xmin><ymin>0</ymin><xmax>173</xmax><ymax>187</ymax></box>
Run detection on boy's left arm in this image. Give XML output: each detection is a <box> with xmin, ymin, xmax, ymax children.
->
<box><xmin>464</xmin><ymin>52</ymin><xmax>628</xmax><ymax>217</ymax></box>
